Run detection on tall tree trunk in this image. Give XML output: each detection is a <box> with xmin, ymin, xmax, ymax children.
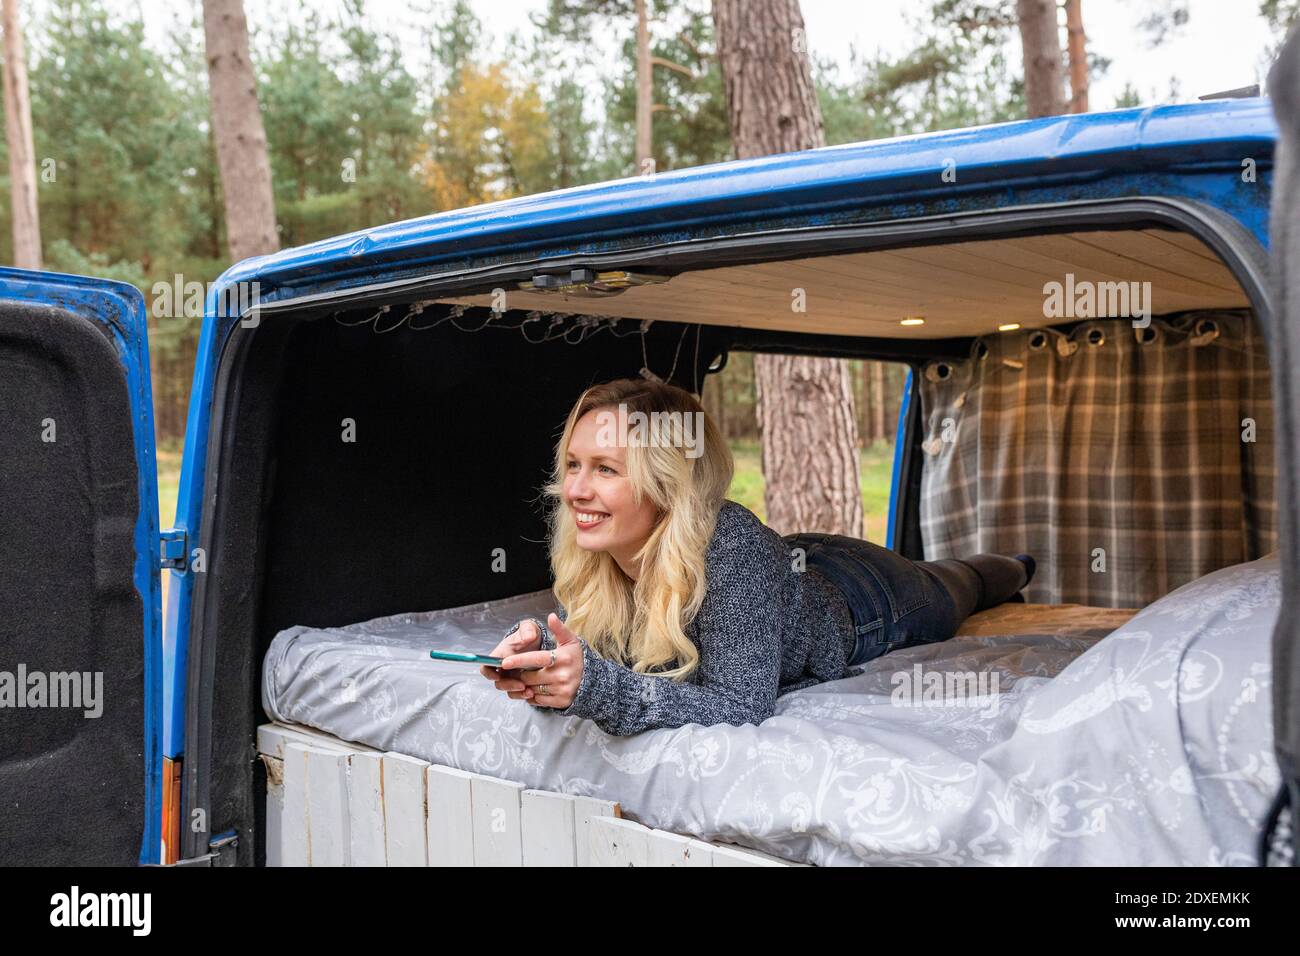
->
<box><xmin>702</xmin><ymin>371</ymin><xmax>725</xmax><ymax>439</ymax></box>
<box><xmin>206</xmin><ymin>123</ymin><xmax>222</xmax><ymax>257</ymax></box>
<box><xmin>869</xmin><ymin>361</ymin><xmax>886</xmax><ymax>442</ymax></box>
<box><xmin>2</xmin><ymin>0</ymin><xmax>41</xmax><ymax>270</ymax></box>
<box><xmin>886</xmin><ymin>365</ymin><xmax>903</xmax><ymax>440</ymax></box>
<box><xmin>203</xmin><ymin>0</ymin><xmax>279</xmax><ymax>262</ymax></box>
<box><xmin>1065</xmin><ymin>0</ymin><xmax>1089</xmax><ymax>113</ymax></box>
<box><xmin>713</xmin><ymin>0</ymin><xmax>863</xmax><ymax>537</ymax></box>
<box><xmin>853</xmin><ymin>360</ymin><xmax>866</xmax><ymax>447</ymax></box>
<box><xmin>1016</xmin><ymin>0</ymin><xmax>1066</xmax><ymax>118</ymax></box>
<box><xmin>635</xmin><ymin>0</ymin><xmax>652</xmax><ymax>171</ymax></box>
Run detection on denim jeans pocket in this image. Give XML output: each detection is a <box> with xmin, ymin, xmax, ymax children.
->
<box><xmin>784</xmin><ymin>533</ymin><xmax>885</xmax><ymax>632</ymax></box>
<box><xmin>838</xmin><ymin>539</ymin><xmax>932</xmax><ymax>623</ymax></box>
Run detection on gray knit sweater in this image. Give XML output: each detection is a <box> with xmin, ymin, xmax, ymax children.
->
<box><xmin>528</xmin><ymin>499</ymin><xmax>856</xmax><ymax>736</ymax></box>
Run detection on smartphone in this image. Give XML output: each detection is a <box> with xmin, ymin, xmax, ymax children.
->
<box><xmin>429</xmin><ymin>650</ymin><xmax>542</xmax><ymax>671</ymax></box>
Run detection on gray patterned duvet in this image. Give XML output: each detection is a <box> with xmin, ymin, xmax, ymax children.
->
<box><xmin>261</xmin><ymin>555</ymin><xmax>1281</xmax><ymax>866</ymax></box>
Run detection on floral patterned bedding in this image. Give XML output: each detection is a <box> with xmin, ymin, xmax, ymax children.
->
<box><xmin>262</xmin><ymin>555</ymin><xmax>1280</xmax><ymax>866</ymax></box>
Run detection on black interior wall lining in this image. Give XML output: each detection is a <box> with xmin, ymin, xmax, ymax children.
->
<box><xmin>0</xmin><ymin>303</ymin><xmax>145</xmax><ymax>865</ymax></box>
<box><xmin>192</xmin><ymin>309</ymin><xmax>730</xmax><ymax>863</ymax></box>
<box><xmin>194</xmin><ymin>304</ymin><xmax>945</xmax><ymax>864</ymax></box>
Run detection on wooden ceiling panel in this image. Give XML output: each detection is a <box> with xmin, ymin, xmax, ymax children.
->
<box><xmin>436</xmin><ymin>229</ymin><xmax>1248</xmax><ymax>338</ymax></box>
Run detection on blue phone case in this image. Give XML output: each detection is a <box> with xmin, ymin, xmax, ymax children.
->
<box><xmin>429</xmin><ymin>649</ymin><xmax>543</xmax><ymax>670</ymax></box>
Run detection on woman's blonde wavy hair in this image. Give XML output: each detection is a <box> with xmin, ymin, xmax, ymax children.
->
<box><xmin>542</xmin><ymin>378</ymin><xmax>733</xmax><ymax>680</ymax></box>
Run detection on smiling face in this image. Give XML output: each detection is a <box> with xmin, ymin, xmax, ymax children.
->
<box><xmin>564</xmin><ymin>407</ymin><xmax>661</xmax><ymax>580</ymax></box>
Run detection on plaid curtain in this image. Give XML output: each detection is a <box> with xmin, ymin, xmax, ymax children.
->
<box><xmin>918</xmin><ymin>311</ymin><xmax>1277</xmax><ymax>608</ymax></box>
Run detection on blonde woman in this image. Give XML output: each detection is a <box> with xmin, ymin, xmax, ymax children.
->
<box><xmin>480</xmin><ymin>378</ymin><xmax>1034</xmax><ymax>736</ymax></box>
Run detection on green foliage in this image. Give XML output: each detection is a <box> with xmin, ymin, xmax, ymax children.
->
<box><xmin>5</xmin><ymin>0</ymin><xmax>1045</xmax><ymax>288</ymax></box>
<box><xmin>0</xmin><ymin>0</ymin><xmax>1117</xmax><ymax>447</ymax></box>
<box><xmin>847</xmin><ymin>1</ymin><xmax>1027</xmax><ymax>138</ymax></box>
<box><xmin>259</xmin><ymin>0</ymin><xmax>427</xmax><ymax>246</ymax></box>
<box><xmin>260</xmin><ymin>13</ymin><xmax>353</xmax><ymax>205</ymax></box>
<box><xmin>420</xmin><ymin>2</ymin><xmax>565</xmax><ymax>203</ymax></box>
<box><xmin>1113</xmin><ymin>82</ymin><xmax>1143</xmax><ymax>109</ymax></box>
<box><xmin>1262</xmin><ymin>0</ymin><xmax>1300</xmax><ymax>30</ymax></box>
<box><xmin>535</xmin><ymin>0</ymin><xmax>636</xmax><ymax>47</ymax></box>
<box><xmin>44</xmin><ymin>237</ymin><xmax>146</xmax><ymax>288</ymax></box>
<box><xmin>816</xmin><ymin>57</ymin><xmax>899</xmax><ymax>146</ymax></box>
<box><xmin>431</xmin><ymin>0</ymin><xmax>483</xmax><ymax>87</ymax></box>
<box><xmin>1262</xmin><ymin>0</ymin><xmax>1300</xmax><ymax>57</ymax></box>
<box><xmin>1138</xmin><ymin>1</ymin><xmax>1191</xmax><ymax>48</ymax></box>
<box><xmin>604</xmin><ymin>0</ymin><xmax>732</xmax><ymax>172</ymax></box>
<box><xmin>28</xmin><ymin>0</ymin><xmax>205</xmax><ymax>268</ymax></box>
<box><xmin>545</xmin><ymin>76</ymin><xmax>604</xmax><ymax>188</ymax></box>
<box><xmin>522</xmin><ymin>2</ymin><xmax>624</xmax><ymax>184</ymax></box>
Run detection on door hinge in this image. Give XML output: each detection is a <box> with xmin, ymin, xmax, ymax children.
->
<box><xmin>159</xmin><ymin>831</ymin><xmax>238</xmax><ymax>867</ymax></box>
<box><xmin>160</xmin><ymin>528</ymin><xmax>187</xmax><ymax>571</ymax></box>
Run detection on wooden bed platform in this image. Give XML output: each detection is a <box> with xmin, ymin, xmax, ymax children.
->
<box><xmin>257</xmin><ymin>722</ymin><xmax>803</xmax><ymax>867</ymax></box>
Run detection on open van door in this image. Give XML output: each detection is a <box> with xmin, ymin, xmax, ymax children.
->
<box><xmin>0</xmin><ymin>268</ymin><xmax>162</xmax><ymax>865</ymax></box>
<box><xmin>1266</xmin><ymin>28</ymin><xmax>1300</xmax><ymax>864</ymax></box>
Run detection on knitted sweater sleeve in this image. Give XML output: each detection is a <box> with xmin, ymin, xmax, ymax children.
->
<box><xmin>531</xmin><ymin>531</ymin><xmax>783</xmax><ymax>737</ymax></box>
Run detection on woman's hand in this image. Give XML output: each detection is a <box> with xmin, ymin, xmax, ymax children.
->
<box><xmin>497</xmin><ymin>613</ymin><xmax>584</xmax><ymax>709</ymax></box>
<box><xmin>480</xmin><ymin>619</ymin><xmax>542</xmax><ymax>698</ymax></box>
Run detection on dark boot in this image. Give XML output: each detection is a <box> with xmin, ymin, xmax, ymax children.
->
<box><xmin>920</xmin><ymin>552</ymin><xmax>1036</xmax><ymax>621</ymax></box>
<box><xmin>961</xmin><ymin>553</ymin><xmax>1036</xmax><ymax>612</ymax></box>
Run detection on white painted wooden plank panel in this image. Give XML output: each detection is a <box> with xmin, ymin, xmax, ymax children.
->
<box><xmin>471</xmin><ymin>776</ymin><xmax>526</xmax><ymax>866</ymax></box>
<box><xmin>347</xmin><ymin>752</ymin><xmax>386</xmax><ymax>867</ymax></box>
<box><xmin>304</xmin><ymin>748</ymin><xmax>350</xmax><ymax>867</ymax></box>
<box><xmin>521</xmin><ymin>790</ymin><xmax>577</xmax><ymax>867</ymax></box>
<box><xmin>646</xmin><ymin>830</ymin><xmax>711</xmax><ymax>867</ymax></box>
<box><xmin>383</xmin><ymin>753</ymin><xmax>430</xmax><ymax>866</ymax></box>
<box><xmin>261</xmin><ymin>755</ymin><xmax>284</xmax><ymax>868</ymax></box>
<box><xmin>710</xmin><ymin>842</ymin><xmax>790</xmax><ymax>867</ymax></box>
<box><xmin>257</xmin><ymin>722</ymin><xmax>374</xmax><ymax>760</ymax></box>
<box><xmin>264</xmin><ymin>724</ymin><xmax>805</xmax><ymax>868</ymax></box>
<box><xmin>687</xmin><ymin>839</ymin><xmax>720</xmax><ymax>866</ymax></box>
<box><xmin>427</xmin><ymin>765</ymin><xmax>476</xmax><ymax>867</ymax></box>
<box><xmin>282</xmin><ymin>744</ymin><xmax>311</xmax><ymax>867</ymax></box>
<box><xmin>589</xmin><ymin>816</ymin><xmax>651</xmax><ymax>867</ymax></box>
<box><xmin>573</xmin><ymin>796</ymin><xmax>619</xmax><ymax>867</ymax></box>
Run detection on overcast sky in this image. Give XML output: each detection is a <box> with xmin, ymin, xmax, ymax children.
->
<box><xmin>125</xmin><ymin>0</ymin><xmax>1279</xmax><ymax>110</ymax></box>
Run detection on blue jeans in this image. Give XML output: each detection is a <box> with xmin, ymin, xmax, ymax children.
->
<box><xmin>781</xmin><ymin>533</ymin><xmax>1030</xmax><ymax>666</ymax></box>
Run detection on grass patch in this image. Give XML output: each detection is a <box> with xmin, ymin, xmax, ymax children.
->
<box><xmin>157</xmin><ymin>443</ymin><xmax>182</xmax><ymax>530</ymax></box>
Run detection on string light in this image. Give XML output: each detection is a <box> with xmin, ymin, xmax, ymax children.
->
<box><xmin>331</xmin><ymin>302</ymin><xmax>692</xmax><ymax>383</ymax></box>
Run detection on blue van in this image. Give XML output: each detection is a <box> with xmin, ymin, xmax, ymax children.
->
<box><xmin>3</xmin><ymin>45</ymin><xmax>1298</xmax><ymax>866</ymax></box>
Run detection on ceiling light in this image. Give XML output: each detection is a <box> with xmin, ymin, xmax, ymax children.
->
<box><xmin>900</xmin><ymin>317</ymin><xmax>925</xmax><ymax>326</ymax></box>
<box><xmin>998</xmin><ymin>323</ymin><xmax>1021</xmax><ymax>332</ymax></box>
